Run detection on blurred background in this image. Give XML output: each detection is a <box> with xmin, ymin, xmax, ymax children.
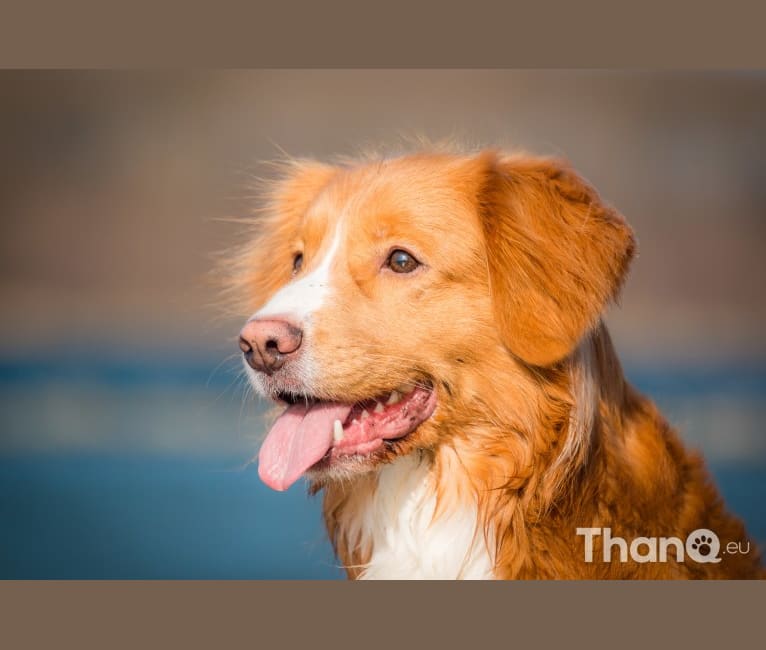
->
<box><xmin>0</xmin><ymin>70</ymin><xmax>764</xmax><ymax>579</ymax></box>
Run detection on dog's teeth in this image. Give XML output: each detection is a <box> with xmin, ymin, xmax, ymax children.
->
<box><xmin>374</xmin><ymin>402</ymin><xmax>385</xmax><ymax>414</ymax></box>
<box><xmin>386</xmin><ymin>390</ymin><xmax>401</xmax><ymax>405</ymax></box>
<box><xmin>333</xmin><ymin>419</ymin><xmax>344</xmax><ymax>442</ymax></box>
<box><xmin>361</xmin><ymin>409</ymin><xmax>370</xmax><ymax>419</ymax></box>
<box><xmin>398</xmin><ymin>383</ymin><xmax>415</xmax><ymax>394</ymax></box>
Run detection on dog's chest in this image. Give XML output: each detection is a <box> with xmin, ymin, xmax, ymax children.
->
<box><xmin>349</xmin><ymin>455</ymin><xmax>494</xmax><ymax>580</ymax></box>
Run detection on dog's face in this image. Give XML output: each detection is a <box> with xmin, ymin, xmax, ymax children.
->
<box><xmin>237</xmin><ymin>151</ymin><xmax>634</xmax><ymax>490</ymax></box>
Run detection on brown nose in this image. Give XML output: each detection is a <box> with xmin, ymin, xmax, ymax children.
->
<box><xmin>239</xmin><ymin>319</ymin><xmax>303</xmax><ymax>375</ymax></box>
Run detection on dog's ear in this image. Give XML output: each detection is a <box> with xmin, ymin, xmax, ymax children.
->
<box><xmin>478</xmin><ymin>152</ymin><xmax>636</xmax><ymax>367</ymax></box>
<box><xmin>232</xmin><ymin>160</ymin><xmax>338</xmax><ymax>311</ymax></box>
<box><xmin>268</xmin><ymin>159</ymin><xmax>339</xmax><ymax>224</ymax></box>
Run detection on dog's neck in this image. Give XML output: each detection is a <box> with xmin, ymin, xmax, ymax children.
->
<box><xmin>323</xmin><ymin>324</ymin><xmax>627</xmax><ymax>579</ymax></box>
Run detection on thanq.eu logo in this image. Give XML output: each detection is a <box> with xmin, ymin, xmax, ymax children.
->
<box><xmin>576</xmin><ymin>527</ymin><xmax>751</xmax><ymax>564</ymax></box>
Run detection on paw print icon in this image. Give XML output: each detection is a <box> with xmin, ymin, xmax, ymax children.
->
<box><xmin>685</xmin><ymin>528</ymin><xmax>721</xmax><ymax>563</ymax></box>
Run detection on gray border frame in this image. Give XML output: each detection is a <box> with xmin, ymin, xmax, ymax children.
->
<box><xmin>1</xmin><ymin>1</ymin><xmax>765</xmax><ymax>645</ymax></box>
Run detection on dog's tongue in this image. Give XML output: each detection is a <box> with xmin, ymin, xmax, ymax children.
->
<box><xmin>258</xmin><ymin>401</ymin><xmax>352</xmax><ymax>491</ymax></box>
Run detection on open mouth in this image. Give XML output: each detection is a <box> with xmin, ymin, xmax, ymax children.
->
<box><xmin>257</xmin><ymin>383</ymin><xmax>437</xmax><ymax>491</ymax></box>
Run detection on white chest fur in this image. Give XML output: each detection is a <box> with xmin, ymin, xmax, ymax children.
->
<box><xmin>350</xmin><ymin>454</ymin><xmax>495</xmax><ymax>580</ymax></box>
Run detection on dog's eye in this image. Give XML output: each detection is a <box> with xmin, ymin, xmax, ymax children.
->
<box><xmin>386</xmin><ymin>249</ymin><xmax>420</xmax><ymax>274</ymax></box>
<box><xmin>292</xmin><ymin>253</ymin><xmax>303</xmax><ymax>275</ymax></box>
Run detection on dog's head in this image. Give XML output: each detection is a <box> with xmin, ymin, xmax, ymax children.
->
<box><xmin>235</xmin><ymin>150</ymin><xmax>635</xmax><ymax>490</ymax></box>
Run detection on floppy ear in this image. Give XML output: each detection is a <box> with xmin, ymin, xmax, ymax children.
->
<box><xmin>268</xmin><ymin>159</ymin><xmax>339</xmax><ymax>224</ymax></box>
<box><xmin>478</xmin><ymin>152</ymin><xmax>636</xmax><ymax>367</ymax></box>
<box><xmin>229</xmin><ymin>159</ymin><xmax>338</xmax><ymax>312</ymax></box>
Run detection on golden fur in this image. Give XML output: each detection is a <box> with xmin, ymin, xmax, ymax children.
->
<box><xmin>229</xmin><ymin>147</ymin><xmax>764</xmax><ymax>579</ymax></box>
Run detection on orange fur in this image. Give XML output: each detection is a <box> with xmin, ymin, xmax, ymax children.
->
<box><xmin>230</xmin><ymin>147</ymin><xmax>764</xmax><ymax>579</ymax></box>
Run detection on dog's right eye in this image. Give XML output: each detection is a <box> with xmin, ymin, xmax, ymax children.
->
<box><xmin>292</xmin><ymin>253</ymin><xmax>303</xmax><ymax>275</ymax></box>
<box><xmin>386</xmin><ymin>249</ymin><xmax>420</xmax><ymax>274</ymax></box>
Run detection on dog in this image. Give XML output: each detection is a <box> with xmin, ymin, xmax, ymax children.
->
<box><xmin>230</xmin><ymin>147</ymin><xmax>763</xmax><ymax>579</ymax></box>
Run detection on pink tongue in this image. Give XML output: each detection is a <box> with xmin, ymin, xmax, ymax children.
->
<box><xmin>258</xmin><ymin>402</ymin><xmax>352</xmax><ymax>491</ymax></box>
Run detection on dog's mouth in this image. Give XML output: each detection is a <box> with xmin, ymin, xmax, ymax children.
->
<box><xmin>257</xmin><ymin>383</ymin><xmax>437</xmax><ymax>491</ymax></box>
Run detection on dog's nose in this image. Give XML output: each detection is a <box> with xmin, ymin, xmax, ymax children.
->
<box><xmin>239</xmin><ymin>319</ymin><xmax>303</xmax><ymax>374</ymax></box>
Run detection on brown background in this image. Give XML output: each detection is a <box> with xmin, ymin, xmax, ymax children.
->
<box><xmin>1</xmin><ymin>70</ymin><xmax>765</xmax><ymax>366</ymax></box>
